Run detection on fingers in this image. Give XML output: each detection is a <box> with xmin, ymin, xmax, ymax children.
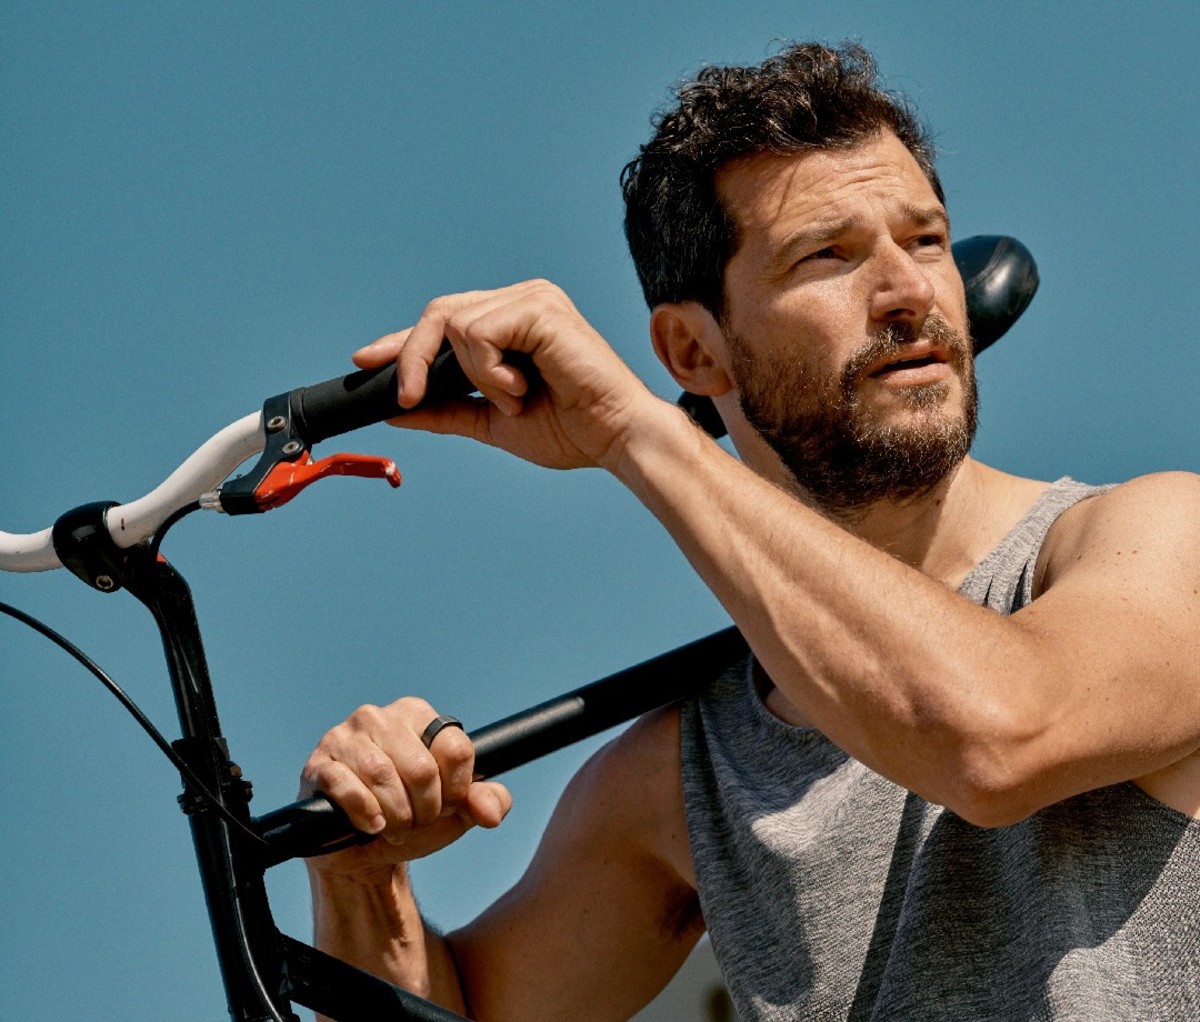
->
<box><xmin>354</xmin><ymin>282</ymin><xmax>553</xmax><ymax>415</ymax></box>
<box><xmin>302</xmin><ymin>753</ymin><xmax>388</xmax><ymax>835</ymax></box>
<box><xmin>451</xmin><ymin>331</ymin><xmax>527</xmax><ymax>418</ymax></box>
<box><xmin>352</xmin><ymin>329</ymin><xmax>408</xmax><ymax>369</ymax></box>
<box><xmin>352</xmin><ymin>326</ymin><xmax>439</xmax><ymax>412</ymax></box>
<box><xmin>301</xmin><ymin>698</ymin><xmax>501</xmax><ymax>850</ymax></box>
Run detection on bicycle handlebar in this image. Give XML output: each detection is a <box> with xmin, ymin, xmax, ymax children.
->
<box><xmin>0</xmin><ymin>234</ymin><xmax>1040</xmax><ymax>571</ymax></box>
<box><xmin>0</xmin><ymin>346</ymin><xmax>476</xmax><ymax>573</ymax></box>
<box><xmin>289</xmin><ymin>345</ymin><xmax>473</xmax><ymax>445</ymax></box>
<box><xmin>0</xmin><ymin>413</ymin><xmax>266</xmax><ymax>572</ymax></box>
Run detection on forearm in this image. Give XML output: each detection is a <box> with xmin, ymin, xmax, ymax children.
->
<box><xmin>357</xmin><ymin>281</ymin><xmax>1199</xmax><ymax>820</ymax></box>
<box><xmin>310</xmin><ymin>865</ymin><xmax>470</xmax><ymax>1019</ymax></box>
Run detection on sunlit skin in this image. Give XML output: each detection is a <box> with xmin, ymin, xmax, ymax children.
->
<box><xmin>720</xmin><ymin>134</ymin><xmax>969</xmax><ymax>411</ymax></box>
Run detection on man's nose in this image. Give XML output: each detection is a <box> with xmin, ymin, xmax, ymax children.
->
<box><xmin>867</xmin><ymin>242</ymin><xmax>936</xmax><ymax>327</ymax></box>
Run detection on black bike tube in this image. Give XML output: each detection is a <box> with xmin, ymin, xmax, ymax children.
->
<box><xmin>124</xmin><ymin>551</ymin><xmax>299</xmax><ymax>1022</ymax></box>
<box><xmin>281</xmin><ymin>936</ymin><xmax>468</xmax><ymax>1022</ymax></box>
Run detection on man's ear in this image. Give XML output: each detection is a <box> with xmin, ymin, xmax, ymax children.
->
<box><xmin>650</xmin><ymin>302</ymin><xmax>734</xmax><ymax>397</ymax></box>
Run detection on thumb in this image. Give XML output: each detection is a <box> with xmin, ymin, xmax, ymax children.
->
<box><xmin>465</xmin><ymin>781</ymin><xmax>513</xmax><ymax>829</ymax></box>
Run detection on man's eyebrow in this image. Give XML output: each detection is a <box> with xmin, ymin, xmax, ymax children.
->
<box><xmin>767</xmin><ymin>205</ymin><xmax>951</xmax><ymax>270</ymax></box>
<box><xmin>769</xmin><ymin>217</ymin><xmax>857</xmax><ymax>265</ymax></box>
<box><xmin>777</xmin><ymin>206</ymin><xmax>949</xmax><ymax>251</ymax></box>
<box><xmin>903</xmin><ymin>205</ymin><xmax>951</xmax><ymax>232</ymax></box>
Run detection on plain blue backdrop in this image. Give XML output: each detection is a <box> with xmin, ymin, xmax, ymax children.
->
<box><xmin>2</xmin><ymin>3</ymin><xmax>1196</xmax><ymax>1019</ymax></box>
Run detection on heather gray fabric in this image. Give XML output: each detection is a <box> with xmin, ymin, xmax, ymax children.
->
<box><xmin>680</xmin><ymin>478</ymin><xmax>1200</xmax><ymax>1021</ymax></box>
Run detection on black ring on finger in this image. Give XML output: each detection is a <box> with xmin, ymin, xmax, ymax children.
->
<box><xmin>420</xmin><ymin>714</ymin><xmax>465</xmax><ymax>749</ymax></box>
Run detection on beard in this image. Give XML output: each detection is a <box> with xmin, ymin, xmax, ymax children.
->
<box><xmin>728</xmin><ymin>314</ymin><xmax>978</xmax><ymax>520</ymax></box>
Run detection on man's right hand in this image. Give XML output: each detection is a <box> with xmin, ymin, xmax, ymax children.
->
<box><xmin>300</xmin><ymin>697</ymin><xmax>512</xmax><ymax>883</ymax></box>
<box><xmin>351</xmin><ymin>279</ymin><xmax>672</xmax><ymax>475</ymax></box>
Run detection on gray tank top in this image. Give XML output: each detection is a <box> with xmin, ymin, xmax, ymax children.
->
<box><xmin>680</xmin><ymin>478</ymin><xmax>1200</xmax><ymax>1021</ymax></box>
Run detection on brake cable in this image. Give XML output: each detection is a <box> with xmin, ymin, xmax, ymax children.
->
<box><xmin>0</xmin><ymin>599</ymin><xmax>272</xmax><ymax>851</ymax></box>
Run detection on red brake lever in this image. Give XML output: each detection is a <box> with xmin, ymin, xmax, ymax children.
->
<box><xmin>253</xmin><ymin>451</ymin><xmax>401</xmax><ymax>511</ymax></box>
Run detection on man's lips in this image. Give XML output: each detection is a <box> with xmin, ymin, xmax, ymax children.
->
<box><xmin>866</xmin><ymin>344</ymin><xmax>953</xmax><ymax>379</ymax></box>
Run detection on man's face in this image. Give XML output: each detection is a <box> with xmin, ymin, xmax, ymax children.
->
<box><xmin>715</xmin><ymin>132</ymin><xmax>976</xmax><ymax>517</ymax></box>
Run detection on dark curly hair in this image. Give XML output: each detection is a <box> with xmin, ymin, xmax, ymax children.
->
<box><xmin>621</xmin><ymin>42</ymin><xmax>943</xmax><ymax>317</ymax></box>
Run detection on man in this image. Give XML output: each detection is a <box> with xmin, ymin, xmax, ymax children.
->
<box><xmin>302</xmin><ymin>43</ymin><xmax>1200</xmax><ymax>1020</ymax></box>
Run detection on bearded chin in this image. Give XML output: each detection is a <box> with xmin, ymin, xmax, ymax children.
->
<box><xmin>734</xmin><ymin>319</ymin><xmax>979</xmax><ymax>520</ymax></box>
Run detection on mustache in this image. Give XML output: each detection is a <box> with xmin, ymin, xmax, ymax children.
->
<box><xmin>841</xmin><ymin>315</ymin><xmax>972</xmax><ymax>391</ymax></box>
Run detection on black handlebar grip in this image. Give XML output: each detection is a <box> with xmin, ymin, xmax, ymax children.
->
<box><xmin>289</xmin><ymin>343</ymin><xmax>474</xmax><ymax>446</ymax></box>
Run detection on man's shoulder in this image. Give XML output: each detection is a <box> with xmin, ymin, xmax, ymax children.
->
<box><xmin>1051</xmin><ymin>471</ymin><xmax>1200</xmax><ymax>545</ymax></box>
<box><xmin>1082</xmin><ymin>470</ymin><xmax>1197</xmax><ymax>506</ymax></box>
<box><xmin>1040</xmin><ymin>470</ymin><xmax>1200</xmax><ymax>589</ymax></box>
<box><xmin>574</xmin><ymin>704</ymin><xmax>684</xmax><ymax>819</ymax></box>
<box><xmin>559</xmin><ymin>704</ymin><xmax>693</xmax><ymax>879</ymax></box>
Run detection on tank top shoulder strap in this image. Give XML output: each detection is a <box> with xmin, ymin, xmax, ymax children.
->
<box><xmin>958</xmin><ymin>476</ymin><xmax>1113</xmax><ymax>614</ymax></box>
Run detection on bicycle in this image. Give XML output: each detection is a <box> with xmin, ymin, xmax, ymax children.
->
<box><xmin>0</xmin><ymin>235</ymin><xmax>1036</xmax><ymax>1021</ymax></box>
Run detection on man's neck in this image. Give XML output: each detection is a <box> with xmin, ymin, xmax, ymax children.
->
<box><xmin>730</xmin><ymin>420</ymin><xmax>1050</xmax><ymax>586</ymax></box>
<box><xmin>816</xmin><ymin>458</ymin><xmax>1048</xmax><ymax>588</ymax></box>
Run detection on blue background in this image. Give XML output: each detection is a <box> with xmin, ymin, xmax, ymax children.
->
<box><xmin>2</xmin><ymin>3</ymin><xmax>1196</xmax><ymax>1019</ymax></box>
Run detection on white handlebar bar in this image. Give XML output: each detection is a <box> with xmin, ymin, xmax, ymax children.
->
<box><xmin>0</xmin><ymin>412</ymin><xmax>265</xmax><ymax>573</ymax></box>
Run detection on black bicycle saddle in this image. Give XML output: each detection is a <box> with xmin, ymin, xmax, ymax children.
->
<box><xmin>678</xmin><ymin>234</ymin><xmax>1039</xmax><ymax>439</ymax></box>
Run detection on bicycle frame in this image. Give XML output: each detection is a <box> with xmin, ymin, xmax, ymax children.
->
<box><xmin>122</xmin><ymin>535</ymin><xmax>481</xmax><ymax>1022</ymax></box>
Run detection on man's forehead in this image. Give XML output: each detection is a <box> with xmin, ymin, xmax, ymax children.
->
<box><xmin>716</xmin><ymin>132</ymin><xmax>943</xmax><ymax>242</ymax></box>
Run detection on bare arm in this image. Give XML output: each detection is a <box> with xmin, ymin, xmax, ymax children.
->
<box><xmin>309</xmin><ymin>865</ymin><xmax>468</xmax><ymax>1016</ymax></box>
<box><xmin>304</xmin><ymin>696</ymin><xmax>701</xmax><ymax>1021</ymax></box>
<box><xmin>301</xmin><ymin>697</ymin><xmax>511</xmax><ymax>1016</ymax></box>
<box><xmin>449</xmin><ymin>707</ymin><xmax>703</xmax><ymax>1021</ymax></box>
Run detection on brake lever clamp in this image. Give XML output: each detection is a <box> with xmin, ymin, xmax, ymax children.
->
<box><xmin>216</xmin><ymin>390</ymin><xmax>400</xmax><ymax>515</ymax></box>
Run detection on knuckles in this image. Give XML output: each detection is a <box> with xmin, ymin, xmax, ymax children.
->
<box><xmin>340</xmin><ymin>698</ymin><xmax>435</xmax><ymax>734</ymax></box>
<box><xmin>392</xmin><ymin>696</ymin><xmax>437</xmax><ymax>723</ymax></box>
<box><xmin>422</xmin><ymin>294</ymin><xmax>456</xmax><ymax>320</ymax></box>
<box><xmin>358</xmin><ymin>749</ymin><xmax>402</xmax><ymax>788</ymax></box>
<box><xmin>424</xmin><ymin>280</ymin><xmax>574</xmax><ymax>341</ymax></box>
<box><xmin>403</xmin><ymin>752</ymin><xmax>441</xmax><ymax>790</ymax></box>
<box><xmin>344</xmin><ymin>701</ymin><xmax>387</xmax><ymax>732</ymax></box>
<box><xmin>303</xmin><ymin>696</ymin><xmax>474</xmax><ymax>805</ymax></box>
<box><xmin>524</xmin><ymin>278</ymin><xmax>563</xmax><ymax>300</ymax></box>
<box><xmin>309</xmin><ymin>697</ymin><xmax>468</xmax><ymax>778</ymax></box>
<box><xmin>298</xmin><ymin>755</ymin><xmax>350</xmax><ymax>798</ymax></box>
<box><xmin>520</xmin><ymin>279</ymin><xmax>575</xmax><ymax>318</ymax></box>
<box><xmin>431</xmin><ymin>725</ymin><xmax>473</xmax><ymax>765</ymax></box>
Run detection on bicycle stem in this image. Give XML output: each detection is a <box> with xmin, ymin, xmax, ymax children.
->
<box><xmin>116</xmin><ymin>545</ymin><xmax>299</xmax><ymax>1022</ymax></box>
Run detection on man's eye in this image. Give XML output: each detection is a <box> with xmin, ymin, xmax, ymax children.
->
<box><xmin>803</xmin><ymin>247</ymin><xmax>838</xmax><ymax>261</ymax></box>
<box><xmin>914</xmin><ymin>234</ymin><xmax>947</xmax><ymax>251</ymax></box>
